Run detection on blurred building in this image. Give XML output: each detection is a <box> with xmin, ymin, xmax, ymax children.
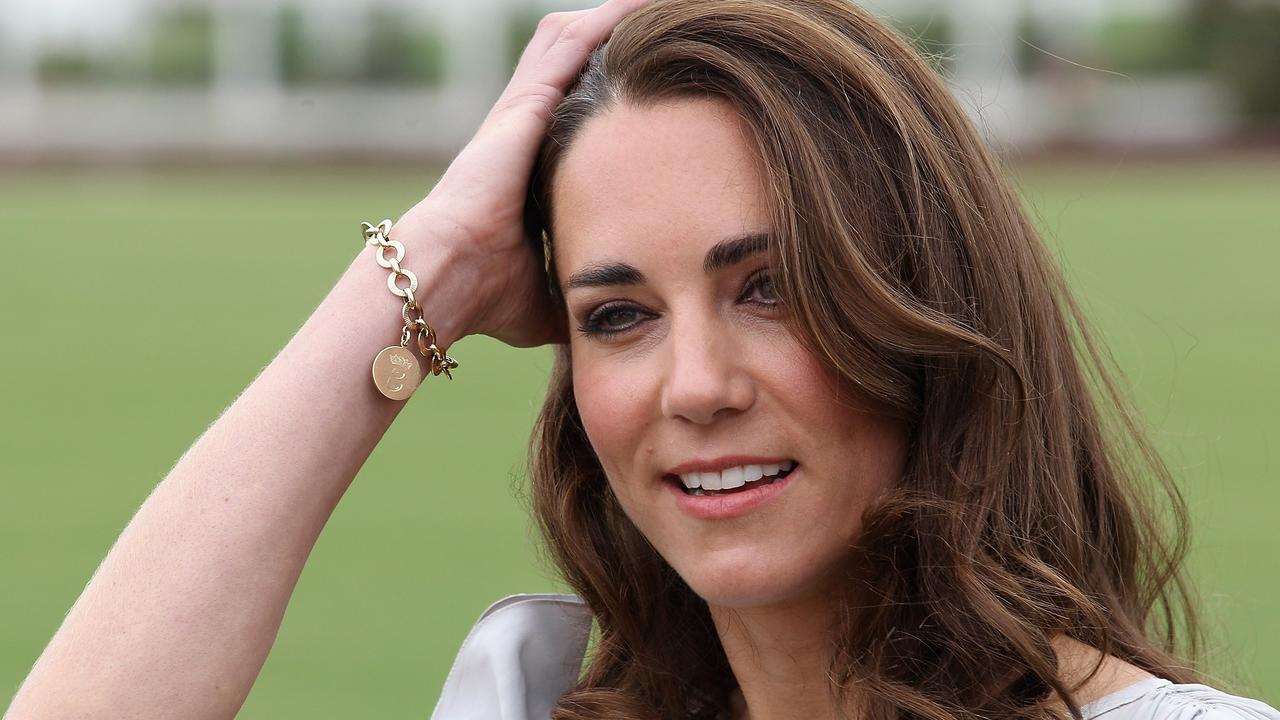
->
<box><xmin>0</xmin><ymin>0</ymin><xmax>1265</xmax><ymax>163</ymax></box>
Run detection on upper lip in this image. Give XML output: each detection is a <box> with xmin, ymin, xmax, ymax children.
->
<box><xmin>665</xmin><ymin>455</ymin><xmax>796</xmax><ymax>477</ymax></box>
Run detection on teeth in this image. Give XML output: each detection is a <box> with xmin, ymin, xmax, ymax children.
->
<box><xmin>677</xmin><ymin>461</ymin><xmax>795</xmax><ymax>490</ymax></box>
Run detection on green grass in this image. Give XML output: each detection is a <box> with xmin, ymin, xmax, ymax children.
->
<box><xmin>1</xmin><ymin>159</ymin><xmax>1277</xmax><ymax>715</ymax></box>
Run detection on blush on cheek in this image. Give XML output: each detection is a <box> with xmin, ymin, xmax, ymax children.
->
<box><xmin>570</xmin><ymin>361</ymin><xmax>650</xmax><ymax>483</ymax></box>
<box><xmin>774</xmin><ymin>333</ymin><xmax>887</xmax><ymax>418</ymax></box>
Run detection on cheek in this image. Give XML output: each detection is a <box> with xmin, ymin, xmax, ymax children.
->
<box><xmin>778</xmin><ymin>335</ymin><xmax>900</xmax><ymax>435</ymax></box>
<box><xmin>570</xmin><ymin>353</ymin><xmax>653</xmax><ymax>483</ymax></box>
<box><xmin>760</xmin><ymin>333</ymin><xmax>908</xmax><ymax>508</ymax></box>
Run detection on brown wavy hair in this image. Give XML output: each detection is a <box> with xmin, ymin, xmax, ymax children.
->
<box><xmin>523</xmin><ymin>1</ymin><xmax>1208</xmax><ymax>718</ymax></box>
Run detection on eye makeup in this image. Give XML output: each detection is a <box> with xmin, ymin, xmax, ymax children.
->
<box><xmin>575</xmin><ymin>268</ymin><xmax>781</xmax><ymax>339</ymax></box>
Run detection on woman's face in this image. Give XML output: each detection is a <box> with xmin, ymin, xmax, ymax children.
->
<box><xmin>552</xmin><ymin>96</ymin><xmax>908</xmax><ymax>609</ymax></box>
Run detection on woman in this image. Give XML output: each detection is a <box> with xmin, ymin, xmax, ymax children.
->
<box><xmin>6</xmin><ymin>1</ymin><xmax>1278</xmax><ymax>719</ymax></box>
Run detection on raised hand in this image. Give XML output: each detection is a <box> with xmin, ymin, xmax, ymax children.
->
<box><xmin>393</xmin><ymin>0</ymin><xmax>655</xmax><ymax>348</ymax></box>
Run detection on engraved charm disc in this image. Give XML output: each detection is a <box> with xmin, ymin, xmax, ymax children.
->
<box><xmin>372</xmin><ymin>346</ymin><xmax>422</xmax><ymax>401</ymax></box>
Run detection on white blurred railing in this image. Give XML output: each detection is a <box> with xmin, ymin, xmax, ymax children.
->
<box><xmin>0</xmin><ymin>0</ymin><xmax>1228</xmax><ymax>162</ymax></box>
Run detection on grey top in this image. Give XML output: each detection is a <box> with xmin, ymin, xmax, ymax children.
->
<box><xmin>1078</xmin><ymin>677</ymin><xmax>1280</xmax><ymax>719</ymax></box>
<box><xmin>430</xmin><ymin>594</ymin><xmax>1280</xmax><ymax>720</ymax></box>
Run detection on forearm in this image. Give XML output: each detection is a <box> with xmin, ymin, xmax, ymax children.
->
<box><xmin>6</xmin><ymin>223</ymin><xmax>476</xmax><ymax>719</ymax></box>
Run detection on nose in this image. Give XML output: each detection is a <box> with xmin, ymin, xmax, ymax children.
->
<box><xmin>659</xmin><ymin>313</ymin><xmax>756</xmax><ymax>425</ymax></box>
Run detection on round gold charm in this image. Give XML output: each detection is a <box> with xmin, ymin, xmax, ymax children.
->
<box><xmin>371</xmin><ymin>345</ymin><xmax>422</xmax><ymax>401</ymax></box>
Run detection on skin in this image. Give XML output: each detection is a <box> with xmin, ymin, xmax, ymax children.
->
<box><xmin>3</xmin><ymin>3</ymin><xmax>1154</xmax><ymax>717</ymax></box>
<box><xmin>2</xmin><ymin>4</ymin><xmax>650</xmax><ymax>717</ymax></box>
<box><xmin>550</xmin><ymin>96</ymin><xmax>1155</xmax><ymax>720</ymax></box>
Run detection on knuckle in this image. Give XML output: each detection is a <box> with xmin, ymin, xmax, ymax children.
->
<box><xmin>536</xmin><ymin>11</ymin><xmax>570</xmax><ymax>33</ymax></box>
<box><xmin>490</xmin><ymin>83</ymin><xmax>562</xmax><ymax>123</ymax></box>
<box><xmin>513</xmin><ymin>84</ymin><xmax>563</xmax><ymax>122</ymax></box>
<box><xmin>555</xmin><ymin>20</ymin><xmax>588</xmax><ymax>48</ymax></box>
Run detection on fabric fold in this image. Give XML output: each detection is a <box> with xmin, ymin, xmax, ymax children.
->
<box><xmin>431</xmin><ymin>594</ymin><xmax>593</xmax><ymax>720</ymax></box>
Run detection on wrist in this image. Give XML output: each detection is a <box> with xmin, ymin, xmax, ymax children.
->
<box><xmin>385</xmin><ymin>211</ymin><xmax>483</xmax><ymax>351</ymax></box>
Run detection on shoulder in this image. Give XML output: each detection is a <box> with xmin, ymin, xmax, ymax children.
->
<box><xmin>430</xmin><ymin>594</ymin><xmax>592</xmax><ymax>720</ymax></box>
<box><xmin>1050</xmin><ymin>636</ymin><xmax>1280</xmax><ymax>719</ymax></box>
<box><xmin>1078</xmin><ymin>677</ymin><xmax>1280</xmax><ymax>719</ymax></box>
<box><xmin>1050</xmin><ymin>634</ymin><xmax>1161</xmax><ymax>709</ymax></box>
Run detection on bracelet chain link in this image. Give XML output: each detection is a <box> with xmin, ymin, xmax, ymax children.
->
<box><xmin>362</xmin><ymin>219</ymin><xmax>458</xmax><ymax>400</ymax></box>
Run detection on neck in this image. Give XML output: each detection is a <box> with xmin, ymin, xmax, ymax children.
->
<box><xmin>710</xmin><ymin>591</ymin><xmax>858</xmax><ymax>720</ymax></box>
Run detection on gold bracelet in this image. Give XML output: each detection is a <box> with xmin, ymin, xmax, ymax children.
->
<box><xmin>361</xmin><ymin>219</ymin><xmax>458</xmax><ymax>400</ymax></box>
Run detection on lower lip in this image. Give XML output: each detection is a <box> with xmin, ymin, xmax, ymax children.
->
<box><xmin>668</xmin><ymin>466</ymin><xmax>799</xmax><ymax>521</ymax></box>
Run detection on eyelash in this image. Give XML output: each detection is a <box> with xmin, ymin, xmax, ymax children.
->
<box><xmin>577</xmin><ymin>270</ymin><xmax>781</xmax><ymax>338</ymax></box>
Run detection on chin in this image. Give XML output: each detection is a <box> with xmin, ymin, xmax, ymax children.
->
<box><xmin>676</xmin><ymin>549</ymin><xmax>837</xmax><ymax>609</ymax></box>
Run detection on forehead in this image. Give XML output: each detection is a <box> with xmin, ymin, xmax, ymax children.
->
<box><xmin>550</xmin><ymin>96</ymin><xmax>769</xmax><ymax>271</ymax></box>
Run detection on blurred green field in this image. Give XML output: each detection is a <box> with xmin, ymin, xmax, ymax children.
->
<box><xmin>2</xmin><ymin>159</ymin><xmax>1278</xmax><ymax>716</ymax></box>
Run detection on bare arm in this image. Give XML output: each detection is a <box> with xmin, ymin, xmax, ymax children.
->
<box><xmin>4</xmin><ymin>222</ymin><xmax>480</xmax><ymax>719</ymax></box>
<box><xmin>3</xmin><ymin>3</ymin><xmax>651</xmax><ymax>717</ymax></box>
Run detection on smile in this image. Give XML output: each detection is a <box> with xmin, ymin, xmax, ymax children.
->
<box><xmin>663</xmin><ymin>461</ymin><xmax>801</xmax><ymax>521</ymax></box>
<box><xmin>674</xmin><ymin>460</ymin><xmax>796</xmax><ymax>495</ymax></box>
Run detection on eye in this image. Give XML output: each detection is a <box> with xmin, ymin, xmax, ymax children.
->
<box><xmin>579</xmin><ymin>302</ymin><xmax>650</xmax><ymax>337</ymax></box>
<box><xmin>740</xmin><ymin>270</ymin><xmax>781</xmax><ymax>305</ymax></box>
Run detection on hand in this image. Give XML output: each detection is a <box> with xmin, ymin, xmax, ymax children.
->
<box><xmin>393</xmin><ymin>0</ymin><xmax>655</xmax><ymax>348</ymax></box>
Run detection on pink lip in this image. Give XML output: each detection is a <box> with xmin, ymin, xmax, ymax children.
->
<box><xmin>667</xmin><ymin>464</ymin><xmax>800</xmax><ymax>521</ymax></box>
<box><xmin>666</xmin><ymin>455</ymin><xmax>795</xmax><ymax>476</ymax></box>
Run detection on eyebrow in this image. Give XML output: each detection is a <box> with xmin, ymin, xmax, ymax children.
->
<box><xmin>703</xmin><ymin>231</ymin><xmax>770</xmax><ymax>273</ymax></box>
<box><xmin>562</xmin><ymin>231</ymin><xmax>771</xmax><ymax>291</ymax></box>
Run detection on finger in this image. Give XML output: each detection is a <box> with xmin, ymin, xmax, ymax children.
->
<box><xmin>472</xmin><ymin>0</ymin><xmax>657</xmax><ymax>182</ymax></box>
<box><xmin>514</xmin><ymin>9</ymin><xmax>592</xmax><ymax>73</ymax></box>
<box><xmin>512</xmin><ymin>0</ymin><xmax>656</xmax><ymax>91</ymax></box>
